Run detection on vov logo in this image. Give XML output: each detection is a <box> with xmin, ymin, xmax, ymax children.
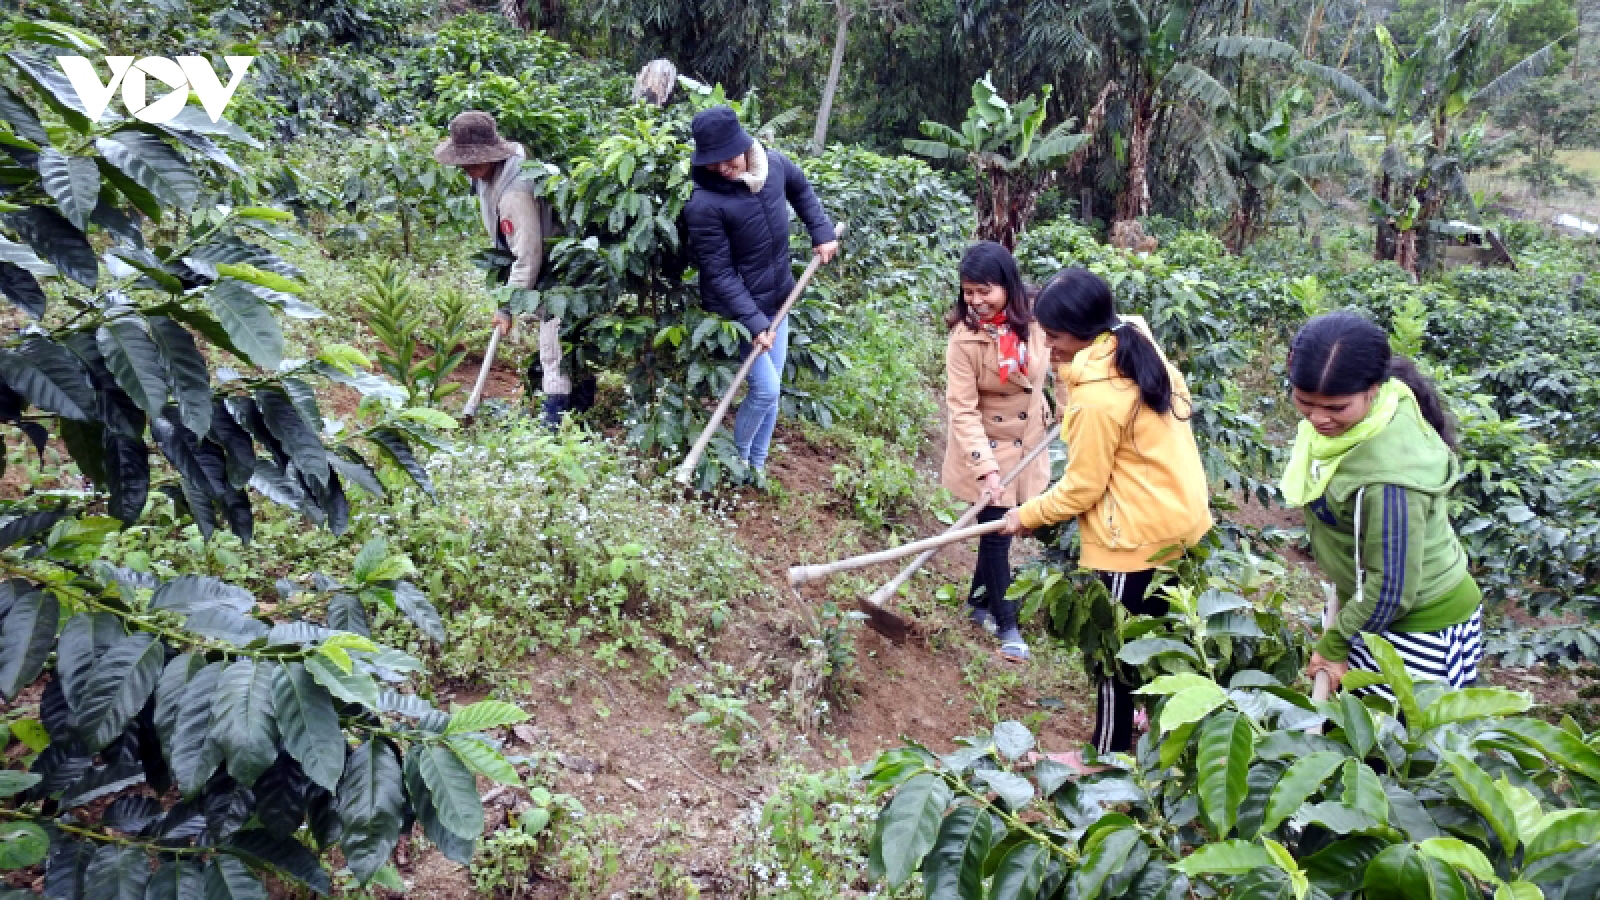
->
<box><xmin>55</xmin><ymin>56</ymin><xmax>254</xmax><ymax>125</ymax></box>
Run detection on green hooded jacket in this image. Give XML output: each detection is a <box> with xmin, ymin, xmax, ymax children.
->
<box><xmin>1304</xmin><ymin>391</ymin><xmax>1478</xmax><ymax>661</ymax></box>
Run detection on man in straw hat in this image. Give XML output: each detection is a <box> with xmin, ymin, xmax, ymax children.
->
<box><xmin>434</xmin><ymin>110</ymin><xmax>569</xmax><ymax>428</ymax></box>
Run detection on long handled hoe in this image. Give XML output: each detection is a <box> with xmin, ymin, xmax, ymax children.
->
<box><xmin>674</xmin><ymin>222</ymin><xmax>847</xmax><ymax>485</ymax></box>
<box><xmin>850</xmin><ymin>434</ymin><xmax>1055</xmax><ymax>640</ymax></box>
<box><xmin>460</xmin><ymin>326</ymin><xmax>503</xmax><ymax>423</ymax></box>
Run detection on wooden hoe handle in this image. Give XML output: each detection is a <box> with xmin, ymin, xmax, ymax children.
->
<box><xmin>674</xmin><ymin>222</ymin><xmax>847</xmax><ymax>485</ymax></box>
<box><xmin>788</xmin><ymin>519</ymin><xmax>1008</xmax><ymax>587</ymax></box>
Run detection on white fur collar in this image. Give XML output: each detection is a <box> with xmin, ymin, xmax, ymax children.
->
<box><xmin>735</xmin><ymin>142</ymin><xmax>769</xmax><ymax>193</ymax></box>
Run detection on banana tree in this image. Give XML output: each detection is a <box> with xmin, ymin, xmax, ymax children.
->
<box><xmin>904</xmin><ymin>74</ymin><xmax>1089</xmax><ymax>248</ymax></box>
<box><xmin>1208</xmin><ymin>86</ymin><xmax>1363</xmax><ymax>253</ymax></box>
<box><xmin>1366</xmin><ymin>15</ymin><xmax>1565</xmax><ymax>273</ymax></box>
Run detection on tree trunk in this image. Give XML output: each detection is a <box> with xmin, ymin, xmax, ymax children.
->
<box><xmin>1114</xmin><ymin>96</ymin><xmax>1153</xmax><ymax>226</ymax></box>
<box><xmin>811</xmin><ymin>2</ymin><xmax>854</xmax><ymax>155</ymax></box>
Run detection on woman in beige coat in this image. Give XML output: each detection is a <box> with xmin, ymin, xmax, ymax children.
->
<box><xmin>941</xmin><ymin>241</ymin><xmax>1052</xmax><ymax>661</ymax></box>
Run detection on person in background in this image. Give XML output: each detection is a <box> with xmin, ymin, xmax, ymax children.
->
<box><xmin>433</xmin><ymin>110</ymin><xmax>568</xmax><ymax>427</ymax></box>
<box><xmin>684</xmin><ymin>106</ymin><xmax>838</xmax><ymax>484</ymax></box>
<box><xmin>1283</xmin><ymin>312</ymin><xmax>1483</xmax><ymax>705</ymax></box>
<box><xmin>999</xmin><ymin>268</ymin><xmax>1213</xmax><ymax>761</ymax></box>
<box><xmin>941</xmin><ymin>241</ymin><xmax>1052</xmax><ymax>663</ymax></box>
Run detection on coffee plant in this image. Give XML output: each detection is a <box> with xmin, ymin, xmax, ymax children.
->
<box><xmin>863</xmin><ymin>605</ymin><xmax>1600</xmax><ymax>900</ymax></box>
<box><xmin>0</xmin><ymin>26</ymin><xmax>524</xmax><ymax>896</ymax></box>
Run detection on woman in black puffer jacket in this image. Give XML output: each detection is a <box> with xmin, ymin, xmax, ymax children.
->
<box><xmin>684</xmin><ymin>106</ymin><xmax>838</xmax><ymax>481</ymax></box>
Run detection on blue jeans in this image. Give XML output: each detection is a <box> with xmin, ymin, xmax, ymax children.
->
<box><xmin>733</xmin><ymin>317</ymin><xmax>789</xmax><ymax>470</ymax></box>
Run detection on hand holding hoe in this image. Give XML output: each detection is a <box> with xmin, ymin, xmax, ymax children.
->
<box><xmin>674</xmin><ymin>222</ymin><xmax>847</xmax><ymax>485</ymax></box>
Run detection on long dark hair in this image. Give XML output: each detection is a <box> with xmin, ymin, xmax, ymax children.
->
<box><xmin>948</xmin><ymin>241</ymin><xmax>1032</xmax><ymax>340</ymax></box>
<box><xmin>1288</xmin><ymin>312</ymin><xmax>1458</xmax><ymax>449</ymax></box>
<box><xmin>1035</xmin><ymin>267</ymin><xmax>1177</xmax><ymax>416</ymax></box>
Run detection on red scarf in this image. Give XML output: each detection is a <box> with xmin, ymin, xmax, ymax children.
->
<box><xmin>981</xmin><ymin>311</ymin><xmax>1028</xmax><ymax>383</ymax></box>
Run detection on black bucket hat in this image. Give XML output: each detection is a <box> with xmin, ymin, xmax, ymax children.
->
<box><xmin>690</xmin><ymin>106</ymin><xmax>754</xmax><ymax>167</ymax></box>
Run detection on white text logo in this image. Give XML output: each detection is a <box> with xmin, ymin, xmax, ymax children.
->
<box><xmin>56</xmin><ymin>56</ymin><xmax>254</xmax><ymax>124</ymax></box>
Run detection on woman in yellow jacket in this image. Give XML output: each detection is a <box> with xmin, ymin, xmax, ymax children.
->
<box><xmin>1000</xmin><ymin>268</ymin><xmax>1213</xmax><ymax>757</ymax></box>
<box><xmin>941</xmin><ymin>242</ymin><xmax>1052</xmax><ymax>662</ymax></box>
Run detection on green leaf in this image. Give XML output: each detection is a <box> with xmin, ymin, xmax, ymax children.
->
<box><xmin>0</xmin><ymin>236</ymin><xmax>56</xmax><ymax>278</ymax></box>
<box><xmin>305</xmin><ymin>653</ymin><xmax>380</xmax><ymax>710</ymax></box>
<box><xmin>7</xmin><ymin>203</ymin><xmax>95</xmax><ymax>286</ymax></box>
<box><xmin>445</xmin><ymin>700</ymin><xmax>529</xmax><ymax>735</ymax></box>
<box><xmin>1492</xmin><ymin>719</ymin><xmax>1600</xmax><ymax>782</ymax></box>
<box><xmin>1159</xmin><ymin>682</ymin><xmax>1229</xmax><ymax>733</ymax></box>
<box><xmin>148</xmin><ymin>317</ymin><xmax>212</xmax><ymax>437</ymax></box>
<box><xmin>0</xmin><ymin>83</ymin><xmax>48</xmax><ymax>145</ymax></box>
<box><xmin>37</xmin><ymin>150</ymin><xmax>100</xmax><ymax>231</ymax></box>
<box><xmin>83</xmin><ymin>844</ymin><xmax>148</xmax><ymax>900</ymax></box>
<box><xmin>1341</xmin><ymin>760</ymin><xmax>1389</xmax><ymax>826</ymax></box>
<box><xmin>1074</xmin><ymin>826</ymin><xmax>1139</xmax><ymax>900</ymax></box>
<box><xmin>273</xmin><ymin>662</ymin><xmax>345</xmax><ymax>792</ymax></box>
<box><xmin>1297</xmin><ymin>801</ymin><xmax>1381</xmax><ymax>834</ymax></box>
<box><xmin>1117</xmin><ymin>637</ymin><xmax>1201</xmax><ymax>666</ymax></box>
<box><xmin>336</xmin><ymin>740</ymin><xmax>406</xmax><ymax>884</ymax></box>
<box><xmin>0</xmin><ymin>771</ymin><xmax>39</xmax><ymax>798</ymax></box>
<box><xmin>144</xmin><ymin>859</ymin><xmax>206</xmax><ymax>900</ymax></box>
<box><xmin>170</xmin><ymin>661</ymin><xmax>224</xmax><ymax>796</ymax></box>
<box><xmin>96</xmin><ymin>131</ymin><xmax>199</xmax><ymax>210</ymax></box>
<box><xmin>448</xmin><ymin>736</ymin><xmax>520</xmax><ymax>786</ymax></box>
<box><xmin>0</xmin><ymin>337</ymin><xmax>96</xmax><ymax>421</ymax></box>
<box><xmin>993</xmin><ymin>721</ymin><xmax>1034</xmax><ymax>762</ymax></box>
<box><xmin>1334</xmin><ymin>692</ymin><xmax>1376</xmax><ymax>759</ymax></box>
<box><xmin>224</xmin><ymin>829</ymin><xmax>331</xmax><ymax>895</ymax></box>
<box><xmin>1260</xmin><ymin>746</ymin><xmax>1350</xmax><ymax>832</ymax></box>
<box><xmin>1418</xmin><ymin>837</ymin><xmax>1497</xmax><ymax>883</ymax></box>
<box><xmin>0</xmin><ymin>821</ymin><xmax>47</xmax><ymax>869</ymax></box>
<box><xmin>0</xmin><ymin>588</ymin><xmax>58</xmax><ymax>700</ymax></box>
<box><xmin>204</xmin><ymin>855</ymin><xmax>267</xmax><ymax>900</ymax></box>
<box><xmin>206</xmin><ymin>279</ymin><xmax>285</xmax><ymax>369</ymax></box>
<box><xmin>75</xmin><ymin>632</ymin><xmax>164</xmax><ymax>752</ymax></box>
<box><xmin>1173</xmin><ymin>839</ymin><xmax>1272</xmax><ymax>876</ymax></box>
<box><xmin>1197</xmin><ymin>709</ymin><xmax>1254</xmax><ymax>837</ymax></box>
<box><xmin>391</xmin><ymin>582</ymin><xmax>445</xmax><ymax>643</ymax></box>
<box><xmin>1364</xmin><ymin>843</ymin><xmax>1433</xmax><ymax>900</ymax></box>
<box><xmin>922</xmin><ymin>804</ymin><xmax>997</xmax><ymax>900</ymax></box>
<box><xmin>1495</xmin><ymin>882</ymin><xmax>1543</xmax><ymax>900</ymax></box>
<box><xmin>214</xmin><ymin>262</ymin><xmax>303</xmax><ymax>295</ymax></box>
<box><xmin>10</xmin><ymin>720</ymin><xmax>45</xmax><ymax>753</ymax></box>
<box><xmin>1419</xmin><ymin>687</ymin><xmax>1532</xmax><ymax>732</ymax></box>
<box><xmin>256</xmin><ymin>386</ymin><xmax>327</xmax><ymax>489</ymax></box>
<box><xmin>1136</xmin><ymin>673</ymin><xmax>1215</xmax><ymax>696</ymax></box>
<box><xmin>98</xmin><ymin>317</ymin><xmax>169</xmax><ymax>419</ymax></box>
<box><xmin>415</xmin><ymin>742</ymin><xmax>484</xmax><ymax>840</ymax></box>
<box><xmin>1362</xmin><ymin>634</ymin><xmax>1421</xmax><ymax>725</ymax></box>
<box><xmin>1442</xmin><ymin>751</ymin><xmax>1521</xmax><ymax>852</ymax></box>
<box><xmin>210</xmin><ymin>659</ymin><xmax>280</xmax><ymax>786</ymax></box>
<box><xmin>5</xmin><ymin>52</ymin><xmax>93</xmax><ymax>131</ymax></box>
<box><xmin>366</xmin><ymin>427</ymin><xmax>433</xmax><ymax>497</ymax></box>
<box><xmin>973</xmin><ymin>769</ymin><xmax>1034</xmax><ymax>810</ymax></box>
<box><xmin>151</xmin><ymin>574</ymin><xmax>254</xmax><ymax>615</ymax></box>
<box><xmin>881</xmin><ymin>773</ymin><xmax>953</xmax><ymax>886</ymax></box>
<box><xmin>988</xmin><ymin>841</ymin><xmax>1047</xmax><ymax>900</ymax></box>
<box><xmin>0</xmin><ymin>261</ymin><xmax>46</xmax><ymax>319</ymax></box>
<box><xmin>1525</xmin><ymin>809</ymin><xmax>1600</xmax><ymax>863</ymax></box>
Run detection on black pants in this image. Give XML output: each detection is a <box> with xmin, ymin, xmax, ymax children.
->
<box><xmin>1091</xmin><ymin>569</ymin><xmax>1164</xmax><ymax>755</ymax></box>
<box><xmin>967</xmin><ymin>506</ymin><xmax>1017</xmax><ymax>633</ymax></box>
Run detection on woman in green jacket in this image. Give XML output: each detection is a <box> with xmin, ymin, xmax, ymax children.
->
<box><xmin>1284</xmin><ymin>313</ymin><xmax>1483</xmax><ymax>700</ymax></box>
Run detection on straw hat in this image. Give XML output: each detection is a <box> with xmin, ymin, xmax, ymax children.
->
<box><xmin>433</xmin><ymin>111</ymin><xmax>518</xmax><ymax>166</ymax></box>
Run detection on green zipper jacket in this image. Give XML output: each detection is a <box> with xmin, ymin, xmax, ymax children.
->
<box><xmin>1304</xmin><ymin>393</ymin><xmax>1477</xmax><ymax>661</ymax></box>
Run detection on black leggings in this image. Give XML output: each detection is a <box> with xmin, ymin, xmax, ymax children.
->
<box><xmin>1091</xmin><ymin>569</ymin><xmax>1165</xmax><ymax>755</ymax></box>
<box><xmin>967</xmin><ymin>506</ymin><xmax>1017</xmax><ymax>633</ymax></box>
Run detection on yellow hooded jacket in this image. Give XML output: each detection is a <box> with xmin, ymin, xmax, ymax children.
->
<box><xmin>1016</xmin><ymin>318</ymin><xmax>1213</xmax><ymax>572</ymax></box>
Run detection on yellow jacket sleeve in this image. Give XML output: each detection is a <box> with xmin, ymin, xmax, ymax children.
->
<box><xmin>1017</xmin><ymin>401</ymin><xmax>1122</xmax><ymax>528</ymax></box>
<box><xmin>946</xmin><ymin>339</ymin><xmax>999</xmax><ymax>481</ymax></box>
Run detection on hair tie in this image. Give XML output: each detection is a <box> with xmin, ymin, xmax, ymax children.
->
<box><xmin>1111</xmin><ymin>320</ymin><xmax>1132</xmax><ymax>333</ymax></box>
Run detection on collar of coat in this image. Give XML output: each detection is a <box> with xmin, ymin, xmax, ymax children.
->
<box><xmin>692</xmin><ymin>142</ymin><xmax>770</xmax><ymax>194</ymax></box>
<box><xmin>472</xmin><ymin>143</ymin><xmax>529</xmax><ymax>239</ymax></box>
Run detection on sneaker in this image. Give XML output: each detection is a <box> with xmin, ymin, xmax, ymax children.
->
<box><xmin>997</xmin><ymin>628</ymin><xmax>1030</xmax><ymax>663</ymax></box>
<box><xmin>968</xmin><ymin>604</ymin><xmax>996</xmax><ymax>634</ymax></box>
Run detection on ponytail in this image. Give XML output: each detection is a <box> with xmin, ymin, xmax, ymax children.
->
<box><xmin>1388</xmin><ymin>357</ymin><xmax>1458</xmax><ymax>449</ymax></box>
<box><xmin>1035</xmin><ymin>268</ymin><xmax>1177</xmax><ymax>417</ymax></box>
<box><xmin>1111</xmin><ymin>324</ymin><xmax>1177</xmax><ymax>416</ymax></box>
<box><xmin>1290</xmin><ymin>312</ymin><xmax>1458</xmax><ymax>449</ymax></box>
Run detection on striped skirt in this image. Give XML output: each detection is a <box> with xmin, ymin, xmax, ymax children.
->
<box><xmin>1345</xmin><ymin>606</ymin><xmax>1485</xmax><ymax>702</ymax></box>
